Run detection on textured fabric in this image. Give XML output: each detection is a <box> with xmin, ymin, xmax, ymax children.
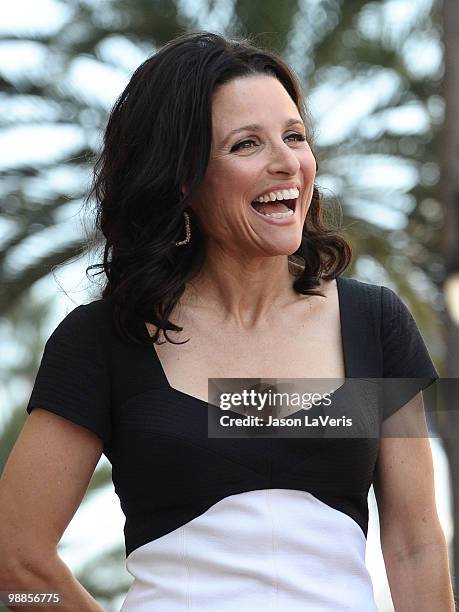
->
<box><xmin>380</xmin><ymin>285</ymin><xmax>438</xmax><ymax>419</ymax></box>
<box><xmin>25</xmin><ymin>276</ymin><xmax>439</xmax><ymax>609</ymax></box>
<box><xmin>26</xmin><ymin>305</ymin><xmax>112</xmax><ymax>451</ymax></box>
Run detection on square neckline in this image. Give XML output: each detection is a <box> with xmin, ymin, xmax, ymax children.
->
<box><xmin>146</xmin><ymin>275</ymin><xmax>350</xmax><ymax>406</ymax></box>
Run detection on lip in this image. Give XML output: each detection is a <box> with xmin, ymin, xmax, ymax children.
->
<box><xmin>250</xmin><ymin>198</ymin><xmax>299</xmax><ymax>225</ymax></box>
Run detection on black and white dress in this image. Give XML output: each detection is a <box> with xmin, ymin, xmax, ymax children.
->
<box><xmin>26</xmin><ymin>276</ymin><xmax>438</xmax><ymax>611</ymax></box>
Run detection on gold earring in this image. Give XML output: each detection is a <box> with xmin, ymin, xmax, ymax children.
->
<box><xmin>175</xmin><ymin>211</ymin><xmax>191</xmax><ymax>246</ymax></box>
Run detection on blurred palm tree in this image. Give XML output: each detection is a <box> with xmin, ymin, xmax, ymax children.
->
<box><xmin>0</xmin><ymin>0</ymin><xmax>447</xmax><ymax>609</ymax></box>
<box><xmin>0</xmin><ymin>0</ymin><xmax>445</xmax><ymax>321</ymax></box>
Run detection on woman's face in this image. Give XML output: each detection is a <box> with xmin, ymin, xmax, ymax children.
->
<box><xmin>189</xmin><ymin>74</ymin><xmax>317</xmax><ymax>259</ymax></box>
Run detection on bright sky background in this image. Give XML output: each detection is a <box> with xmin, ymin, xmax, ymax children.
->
<box><xmin>0</xmin><ymin>1</ymin><xmax>451</xmax><ymax>611</ymax></box>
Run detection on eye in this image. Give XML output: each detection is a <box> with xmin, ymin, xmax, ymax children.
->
<box><xmin>285</xmin><ymin>132</ymin><xmax>307</xmax><ymax>143</ymax></box>
<box><xmin>230</xmin><ymin>132</ymin><xmax>307</xmax><ymax>152</ymax></box>
<box><xmin>230</xmin><ymin>139</ymin><xmax>258</xmax><ymax>152</ymax></box>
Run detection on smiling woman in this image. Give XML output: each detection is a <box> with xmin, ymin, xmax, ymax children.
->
<box><xmin>183</xmin><ymin>73</ymin><xmax>321</xmax><ymax>266</ymax></box>
<box><xmin>1</xmin><ymin>30</ymin><xmax>454</xmax><ymax>612</ymax></box>
<box><xmin>83</xmin><ymin>31</ymin><xmax>351</xmax><ymax>346</ymax></box>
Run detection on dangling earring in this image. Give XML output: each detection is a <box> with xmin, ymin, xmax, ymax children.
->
<box><xmin>175</xmin><ymin>210</ymin><xmax>191</xmax><ymax>246</ymax></box>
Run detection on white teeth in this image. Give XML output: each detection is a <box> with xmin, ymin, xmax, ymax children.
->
<box><xmin>254</xmin><ymin>187</ymin><xmax>300</xmax><ymax>202</ymax></box>
<box><xmin>263</xmin><ymin>209</ymin><xmax>294</xmax><ymax>218</ymax></box>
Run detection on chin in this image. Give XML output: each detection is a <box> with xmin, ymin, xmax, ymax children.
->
<box><xmin>267</xmin><ymin>236</ymin><xmax>303</xmax><ymax>255</ymax></box>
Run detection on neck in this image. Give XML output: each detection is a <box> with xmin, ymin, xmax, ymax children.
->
<box><xmin>180</xmin><ymin>249</ymin><xmax>303</xmax><ymax>330</ymax></box>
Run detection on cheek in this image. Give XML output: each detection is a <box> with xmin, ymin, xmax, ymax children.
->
<box><xmin>211</xmin><ymin>180</ymin><xmax>252</xmax><ymax>215</ymax></box>
<box><xmin>300</xmin><ymin>150</ymin><xmax>317</xmax><ymax>175</ymax></box>
<box><xmin>226</xmin><ymin>157</ymin><xmax>261</xmax><ymax>187</ymax></box>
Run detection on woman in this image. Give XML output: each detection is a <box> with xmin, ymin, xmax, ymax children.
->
<box><xmin>0</xmin><ymin>31</ymin><xmax>454</xmax><ymax>611</ymax></box>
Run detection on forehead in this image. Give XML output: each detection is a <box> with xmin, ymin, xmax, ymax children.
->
<box><xmin>211</xmin><ymin>75</ymin><xmax>300</xmax><ymax>133</ymax></box>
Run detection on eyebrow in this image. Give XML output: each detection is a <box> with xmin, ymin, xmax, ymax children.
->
<box><xmin>220</xmin><ymin>118</ymin><xmax>305</xmax><ymax>147</ymax></box>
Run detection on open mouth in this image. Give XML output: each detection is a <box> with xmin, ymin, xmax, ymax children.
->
<box><xmin>250</xmin><ymin>197</ymin><xmax>297</xmax><ymax>216</ymax></box>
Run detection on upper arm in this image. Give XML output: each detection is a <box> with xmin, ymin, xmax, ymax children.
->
<box><xmin>376</xmin><ymin>284</ymin><xmax>444</xmax><ymax>552</ymax></box>
<box><xmin>373</xmin><ymin>391</ymin><xmax>444</xmax><ymax>555</ymax></box>
<box><xmin>0</xmin><ymin>407</ymin><xmax>103</xmax><ymax>563</ymax></box>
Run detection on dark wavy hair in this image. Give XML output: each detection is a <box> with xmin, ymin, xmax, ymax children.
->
<box><xmin>85</xmin><ymin>30</ymin><xmax>351</xmax><ymax>346</ymax></box>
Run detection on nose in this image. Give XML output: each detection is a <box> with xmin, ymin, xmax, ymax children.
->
<box><xmin>266</xmin><ymin>140</ymin><xmax>301</xmax><ymax>176</ymax></box>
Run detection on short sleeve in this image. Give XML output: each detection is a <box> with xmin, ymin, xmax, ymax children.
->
<box><xmin>25</xmin><ymin>303</ymin><xmax>111</xmax><ymax>451</ymax></box>
<box><xmin>381</xmin><ymin>285</ymin><xmax>439</xmax><ymax>420</ymax></box>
